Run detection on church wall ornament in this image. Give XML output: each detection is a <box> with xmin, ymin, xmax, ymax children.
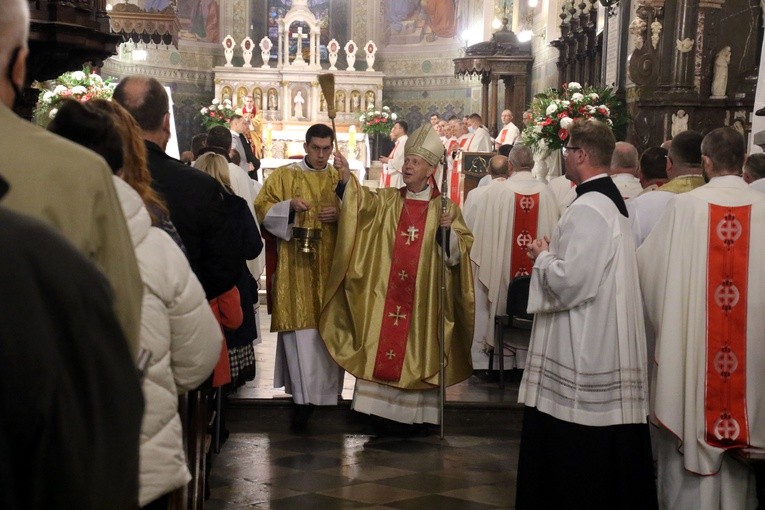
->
<box><xmin>241</xmin><ymin>37</ymin><xmax>255</xmax><ymax>68</ymax></box>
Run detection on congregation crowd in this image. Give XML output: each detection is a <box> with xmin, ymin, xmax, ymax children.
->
<box><xmin>2</xmin><ymin>0</ymin><xmax>764</xmax><ymax>508</ymax></box>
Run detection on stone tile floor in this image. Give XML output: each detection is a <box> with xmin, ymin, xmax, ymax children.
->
<box><xmin>207</xmin><ymin>404</ymin><xmax>522</xmax><ymax>509</ymax></box>
<box><xmin>207</xmin><ymin>308</ymin><xmax>524</xmax><ymax>509</ymax></box>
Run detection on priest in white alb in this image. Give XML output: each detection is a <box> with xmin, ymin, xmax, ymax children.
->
<box><xmin>494</xmin><ymin>109</ymin><xmax>520</xmax><ymax>149</ymax></box>
<box><xmin>465</xmin><ymin>113</ymin><xmax>493</xmax><ymax>152</ymax></box>
<box><xmin>379</xmin><ymin>120</ymin><xmax>408</xmax><ymax>188</ymax></box>
<box><xmin>638</xmin><ymin>127</ymin><xmax>765</xmax><ymax>510</ymax></box>
<box><xmin>464</xmin><ymin>146</ymin><xmax>558</xmax><ymax>371</ymax></box>
<box><xmin>516</xmin><ymin>119</ymin><xmax>657</xmax><ymax>509</ymax></box>
<box><xmin>320</xmin><ymin>124</ymin><xmax>474</xmax><ymax>433</ymax></box>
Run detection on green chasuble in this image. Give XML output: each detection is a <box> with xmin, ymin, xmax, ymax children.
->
<box><xmin>320</xmin><ymin>177</ymin><xmax>475</xmax><ymax>390</ymax></box>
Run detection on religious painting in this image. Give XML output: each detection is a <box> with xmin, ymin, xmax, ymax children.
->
<box><xmin>249</xmin><ymin>0</ymin><xmax>349</xmax><ymax>64</ymax></box>
<box><xmin>335</xmin><ymin>90</ymin><xmax>346</xmax><ymax>113</ymax></box>
<box><xmin>253</xmin><ymin>87</ymin><xmax>263</xmax><ymax>110</ymax></box>
<box><xmin>349</xmin><ymin>90</ymin><xmax>361</xmax><ymax>113</ymax></box>
<box><xmin>236</xmin><ymin>86</ymin><xmax>249</xmax><ymax>107</ymax></box>
<box><xmin>365</xmin><ymin>90</ymin><xmax>375</xmax><ymax>110</ymax></box>
<box><xmin>176</xmin><ymin>0</ymin><xmax>221</xmax><ymax>43</ymax></box>
<box><xmin>383</xmin><ymin>0</ymin><xmax>466</xmax><ymax>46</ymax></box>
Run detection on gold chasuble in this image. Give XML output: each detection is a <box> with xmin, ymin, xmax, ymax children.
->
<box><xmin>254</xmin><ymin>162</ymin><xmax>339</xmax><ymax>331</ymax></box>
<box><xmin>320</xmin><ymin>177</ymin><xmax>475</xmax><ymax>390</ymax></box>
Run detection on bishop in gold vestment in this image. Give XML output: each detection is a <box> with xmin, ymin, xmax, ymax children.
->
<box><xmin>320</xmin><ymin>124</ymin><xmax>474</xmax><ymax>426</ymax></box>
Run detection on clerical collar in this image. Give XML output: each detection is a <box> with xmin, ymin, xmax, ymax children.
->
<box><xmin>580</xmin><ymin>173</ymin><xmax>608</xmax><ymax>184</ymax></box>
<box><xmin>302</xmin><ymin>157</ymin><xmax>327</xmax><ymax>172</ymax></box>
<box><xmin>575</xmin><ymin>174</ymin><xmax>629</xmax><ymax>217</ymax></box>
<box><xmin>406</xmin><ymin>185</ymin><xmax>432</xmax><ymax>200</ymax></box>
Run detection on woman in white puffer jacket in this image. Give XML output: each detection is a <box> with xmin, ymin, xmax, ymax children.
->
<box><xmin>114</xmin><ymin>176</ymin><xmax>221</xmax><ymax>506</ymax></box>
<box><xmin>48</xmin><ymin>99</ymin><xmax>223</xmax><ymax>508</ymax></box>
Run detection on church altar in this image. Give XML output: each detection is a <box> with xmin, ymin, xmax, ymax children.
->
<box><xmin>212</xmin><ymin>0</ymin><xmax>383</xmax><ymax>167</ymax></box>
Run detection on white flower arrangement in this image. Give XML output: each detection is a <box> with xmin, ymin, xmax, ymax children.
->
<box><xmin>32</xmin><ymin>66</ymin><xmax>115</xmax><ymax>126</ymax></box>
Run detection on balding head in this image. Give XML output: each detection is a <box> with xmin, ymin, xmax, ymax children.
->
<box><xmin>113</xmin><ymin>76</ymin><xmax>171</xmax><ymax>147</ymax></box>
<box><xmin>488</xmin><ymin>155</ymin><xmax>509</xmax><ymax>177</ymax></box>
<box><xmin>508</xmin><ymin>144</ymin><xmax>534</xmax><ymax>174</ymax></box>
<box><xmin>609</xmin><ymin>142</ymin><xmax>639</xmax><ymax>176</ymax></box>
<box><xmin>0</xmin><ymin>0</ymin><xmax>30</xmax><ymax>107</ymax></box>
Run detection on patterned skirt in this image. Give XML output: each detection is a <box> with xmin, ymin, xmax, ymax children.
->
<box><xmin>227</xmin><ymin>342</ymin><xmax>256</xmax><ymax>387</ymax></box>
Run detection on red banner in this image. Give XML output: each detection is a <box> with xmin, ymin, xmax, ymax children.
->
<box><xmin>705</xmin><ymin>204</ymin><xmax>750</xmax><ymax>449</ymax></box>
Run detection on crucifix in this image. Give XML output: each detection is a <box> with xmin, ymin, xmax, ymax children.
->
<box><xmin>290</xmin><ymin>26</ymin><xmax>308</xmax><ymax>63</ymax></box>
<box><xmin>401</xmin><ymin>225</ymin><xmax>419</xmax><ymax>245</ymax></box>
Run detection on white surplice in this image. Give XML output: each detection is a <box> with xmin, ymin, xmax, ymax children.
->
<box><xmin>466</xmin><ymin>126</ymin><xmax>493</xmax><ymax>152</ymax></box>
<box><xmin>519</xmin><ymin>188</ymin><xmax>650</xmax><ymax>426</ymax></box>
<box><xmin>547</xmin><ymin>174</ymin><xmax>576</xmax><ymax>215</ymax></box>
<box><xmin>638</xmin><ymin>176</ymin><xmax>765</xmax><ymax>510</ymax></box>
<box><xmin>380</xmin><ymin>135</ymin><xmax>407</xmax><ymax>189</ymax></box>
<box><xmin>496</xmin><ymin>122</ymin><xmax>520</xmax><ymax>147</ymax></box>
<box><xmin>611</xmin><ymin>173</ymin><xmax>644</xmax><ymax>199</ymax></box>
<box><xmin>626</xmin><ymin>189</ymin><xmax>675</xmax><ymax>247</ymax></box>
<box><xmin>464</xmin><ymin>173</ymin><xmax>559</xmax><ymax>370</ymax></box>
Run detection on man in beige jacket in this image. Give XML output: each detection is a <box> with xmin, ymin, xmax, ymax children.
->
<box><xmin>0</xmin><ymin>0</ymin><xmax>142</xmax><ymax>355</ymax></box>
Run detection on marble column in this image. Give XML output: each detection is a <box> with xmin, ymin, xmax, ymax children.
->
<box><xmin>666</xmin><ymin>0</ymin><xmax>698</xmax><ymax>93</ymax></box>
<box><xmin>481</xmin><ymin>74</ymin><xmax>491</xmax><ymax>129</ymax></box>
<box><xmin>489</xmin><ymin>75</ymin><xmax>499</xmax><ymax>137</ymax></box>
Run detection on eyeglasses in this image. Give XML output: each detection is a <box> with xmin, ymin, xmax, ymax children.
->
<box><xmin>562</xmin><ymin>146</ymin><xmax>582</xmax><ymax>156</ymax></box>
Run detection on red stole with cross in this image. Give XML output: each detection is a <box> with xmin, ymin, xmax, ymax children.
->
<box><xmin>705</xmin><ymin>204</ymin><xmax>751</xmax><ymax>449</ymax></box>
<box><xmin>373</xmin><ymin>189</ymin><xmax>436</xmax><ymax>381</ymax></box>
<box><xmin>509</xmin><ymin>192</ymin><xmax>540</xmax><ymax>278</ymax></box>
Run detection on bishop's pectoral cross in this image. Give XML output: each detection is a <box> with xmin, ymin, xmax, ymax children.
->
<box><xmin>291</xmin><ymin>26</ymin><xmax>308</xmax><ymax>62</ymax></box>
<box><xmin>401</xmin><ymin>225</ymin><xmax>419</xmax><ymax>245</ymax></box>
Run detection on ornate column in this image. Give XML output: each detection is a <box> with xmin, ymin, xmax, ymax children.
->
<box><xmin>513</xmin><ymin>74</ymin><xmax>527</xmax><ymax>121</ymax></box>
<box><xmin>666</xmin><ymin>0</ymin><xmax>698</xmax><ymax>94</ymax></box>
<box><xmin>277</xmin><ymin>20</ymin><xmax>284</xmax><ymax>68</ymax></box>
<box><xmin>503</xmin><ymin>77</ymin><xmax>513</xmax><ymax>110</ymax></box>
<box><xmin>481</xmin><ymin>73</ymin><xmax>491</xmax><ymax>126</ymax></box>
<box><xmin>489</xmin><ymin>75</ymin><xmax>499</xmax><ymax>136</ymax></box>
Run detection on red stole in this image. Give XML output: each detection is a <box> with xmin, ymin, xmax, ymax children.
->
<box><xmin>381</xmin><ymin>141</ymin><xmax>399</xmax><ymax>188</ymax></box>
<box><xmin>497</xmin><ymin>127</ymin><xmax>509</xmax><ymax>145</ymax></box>
<box><xmin>373</xmin><ymin>190</ymin><xmax>435</xmax><ymax>381</ymax></box>
<box><xmin>449</xmin><ymin>158</ymin><xmax>461</xmax><ymax>205</ymax></box>
<box><xmin>705</xmin><ymin>204</ymin><xmax>750</xmax><ymax>449</ymax></box>
<box><xmin>509</xmin><ymin>192</ymin><xmax>540</xmax><ymax>278</ymax></box>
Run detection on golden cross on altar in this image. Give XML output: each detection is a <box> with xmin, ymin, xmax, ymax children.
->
<box><xmin>386</xmin><ymin>349</ymin><xmax>396</xmax><ymax>360</ymax></box>
<box><xmin>398</xmin><ymin>270</ymin><xmax>408</xmax><ymax>281</ymax></box>
<box><xmin>388</xmin><ymin>305</ymin><xmax>406</xmax><ymax>326</ymax></box>
<box><xmin>401</xmin><ymin>225</ymin><xmax>419</xmax><ymax>245</ymax></box>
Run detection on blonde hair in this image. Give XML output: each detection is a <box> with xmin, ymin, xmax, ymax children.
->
<box><xmin>194</xmin><ymin>152</ymin><xmax>232</xmax><ymax>193</ymax></box>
